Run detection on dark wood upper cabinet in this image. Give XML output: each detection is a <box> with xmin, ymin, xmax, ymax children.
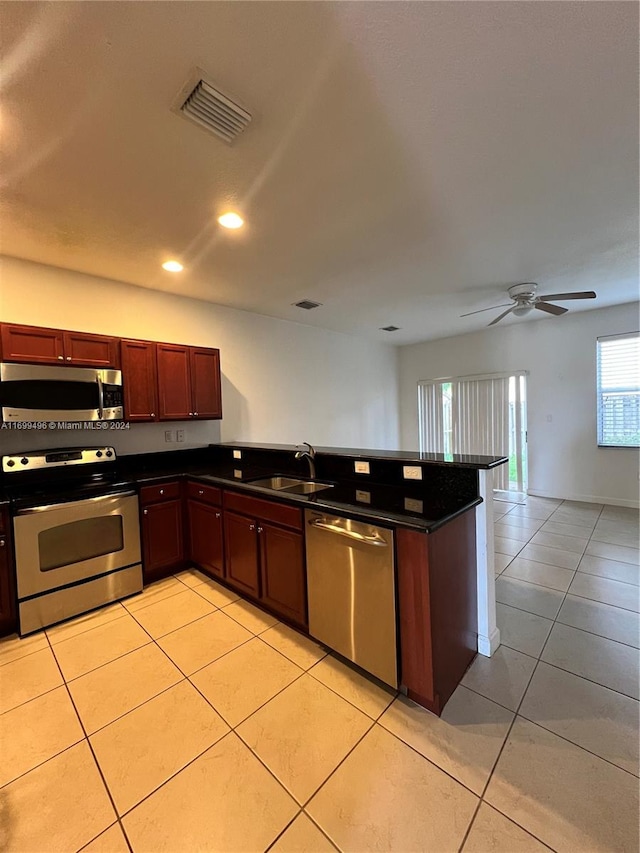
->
<box><xmin>1</xmin><ymin>324</ymin><xmax>64</xmax><ymax>364</ymax></box>
<box><xmin>224</xmin><ymin>510</ymin><xmax>260</xmax><ymax>597</ymax></box>
<box><xmin>121</xmin><ymin>340</ymin><xmax>158</xmax><ymax>421</ymax></box>
<box><xmin>157</xmin><ymin>344</ymin><xmax>192</xmax><ymax>420</ymax></box>
<box><xmin>188</xmin><ymin>499</ymin><xmax>224</xmax><ymax>579</ymax></box>
<box><xmin>62</xmin><ymin>331</ymin><xmax>120</xmax><ymax>368</ymax></box>
<box><xmin>259</xmin><ymin>522</ymin><xmax>306</xmax><ymax>627</ymax></box>
<box><xmin>0</xmin><ymin>324</ymin><xmax>119</xmax><ymax>368</ymax></box>
<box><xmin>190</xmin><ymin>348</ymin><xmax>222</xmax><ymax>419</ymax></box>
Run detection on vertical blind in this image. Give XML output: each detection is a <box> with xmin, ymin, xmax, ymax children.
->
<box><xmin>418</xmin><ymin>372</ymin><xmax>526</xmax><ymax>490</ymax></box>
<box><xmin>597</xmin><ymin>332</ymin><xmax>640</xmax><ymax>447</ymax></box>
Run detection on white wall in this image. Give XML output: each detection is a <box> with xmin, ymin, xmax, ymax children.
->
<box><xmin>0</xmin><ymin>256</ymin><xmax>399</xmax><ymax>455</ymax></box>
<box><xmin>399</xmin><ymin>304</ymin><xmax>640</xmax><ymax>506</ymax></box>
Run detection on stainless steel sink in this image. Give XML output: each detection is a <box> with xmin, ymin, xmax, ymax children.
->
<box><xmin>248</xmin><ymin>476</ymin><xmax>335</xmax><ymax>495</ymax></box>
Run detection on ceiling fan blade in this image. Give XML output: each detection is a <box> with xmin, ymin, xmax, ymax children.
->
<box><xmin>488</xmin><ymin>307</ymin><xmax>514</xmax><ymax>326</ymax></box>
<box><xmin>539</xmin><ymin>291</ymin><xmax>596</xmax><ymax>301</ymax></box>
<box><xmin>460</xmin><ymin>303</ymin><xmax>511</xmax><ymax>317</ymax></box>
<box><xmin>535</xmin><ymin>302</ymin><xmax>568</xmax><ymax>316</ymax></box>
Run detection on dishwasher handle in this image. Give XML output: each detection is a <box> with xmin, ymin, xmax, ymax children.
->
<box><xmin>308</xmin><ymin>517</ymin><xmax>389</xmax><ymax>547</ymax></box>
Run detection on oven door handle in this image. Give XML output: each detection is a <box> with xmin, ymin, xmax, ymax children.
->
<box><xmin>16</xmin><ymin>491</ymin><xmax>136</xmax><ymax>515</ymax></box>
<box><xmin>97</xmin><ymin>374</ymin><xmax>104</xmax><ymax>420</ymax></box>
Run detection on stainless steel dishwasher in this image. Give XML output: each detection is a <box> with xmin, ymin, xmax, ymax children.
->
<box><xmin>305</xmin><ymin>509</ymin><xmax>398</xmax><ymax>688</ymax></box>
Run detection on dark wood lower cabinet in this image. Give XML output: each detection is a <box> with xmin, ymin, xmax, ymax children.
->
<box><xmin>259</xmin><ymin>522</ymin><xmax>306</xmax><ymax>627</ymax></box>
<box><xmin>187</xmin><ymin>499</ymin><xmax>224</xmax><ymax>579</ymax></box>
<box><xmin>224</xmin><ymin>511</ymin><xmax>260</xmax><ymax>597</ymax></box>
<box><xmin>0</xmin><ymin>512</ymin><xmax>17</xmax><ymax>637</ymax></box>
<box><xmin>141</xmin><ymin>498</ymin><xmax>185</xmax><ymax>582</ymax></box>
<box><xmin>396</xmin><ymin>508</ymin><xmax>477</xmax><ymax>716</ymax></box>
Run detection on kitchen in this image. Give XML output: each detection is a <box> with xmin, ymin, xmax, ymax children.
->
<box><xmin>1</xmin><ymin>2</ymin><xmax>638</xmax><ymax>852</ymax></box>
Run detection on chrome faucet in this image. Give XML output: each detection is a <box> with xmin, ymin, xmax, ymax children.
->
<box><xmin>295</xmin><ymin>442</ymin><xmax>316</xmax><ymax>479</ymax></box>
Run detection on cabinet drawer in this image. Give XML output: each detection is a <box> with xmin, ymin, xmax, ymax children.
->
<box><xmin>187</xmin><ymin>481</ymin><xmax>222</xmax><ymax>505</ymax></box>
<box><xmin>224</xmin><ymin>491</ymin><xmax>302</xmax><ymax>531</ymax></box>
<box><xmin>139</xmin><ymin>481</ymin><xmax>181</xmax><ymax>505</ymax></box>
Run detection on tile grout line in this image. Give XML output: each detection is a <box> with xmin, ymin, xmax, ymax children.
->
<box><xmin>43</xmin><ymin>629</ymin><xmax>135</xmax><ymax>853</ymax></box>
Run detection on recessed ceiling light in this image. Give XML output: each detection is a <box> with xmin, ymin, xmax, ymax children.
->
<box><xmin>218</xmin><ymin>212</ymin><xmax>244</xmax><ymax>229</ymax></box>
<box><xmin>162</xmin><ymin>260</ymin><xmax>183</xmax><ymax>272</ymax></box>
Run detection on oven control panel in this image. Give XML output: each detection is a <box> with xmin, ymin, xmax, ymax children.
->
<box><xmin>2</xmin><ymin>447</ymin><xmax>116</xmax><ymax>473</ymax></box>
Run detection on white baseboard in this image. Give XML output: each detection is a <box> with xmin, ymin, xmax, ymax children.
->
<box><xmin>527</xmin><ymin>489</ymin><xmax>639</xmax><ymax>509</ymax></box>
<box><xmin>478</xmin><ymin>627</ymin><xmax>501</xmax><ymax>657</ymax></box>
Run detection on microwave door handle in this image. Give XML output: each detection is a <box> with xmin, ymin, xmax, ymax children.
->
<box><xmin>97</xmin><ymin>374</ymin><xmax>104</xmax><ymax>420</ymax></box>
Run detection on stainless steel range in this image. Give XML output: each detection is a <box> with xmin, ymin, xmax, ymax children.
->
<box><xmin>2</xmin><ymin>447</ymin><xmax>142</xmax><ymax>635</ymax></box>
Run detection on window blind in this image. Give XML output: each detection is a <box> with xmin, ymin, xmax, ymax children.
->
<box><xmin>597</xmin><ymin>332</ymin><xmax>640</xmax><ymax>447</ymax></box>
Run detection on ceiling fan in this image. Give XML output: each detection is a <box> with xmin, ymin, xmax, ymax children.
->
<box><xmin>461</xmin><ymin>283</ymin><xmax>597</xmax><ymax>326</ymax></box>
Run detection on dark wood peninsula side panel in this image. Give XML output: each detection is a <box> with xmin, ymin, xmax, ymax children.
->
<box><xmin>0</xmin><ymin>508</ymin><xmax>17</xmax><ymax>637</ymax></box>
<box><xmin>397</xmin><ymin>508</ymin><xmax>477</xmax><ymax>716</ymax></box>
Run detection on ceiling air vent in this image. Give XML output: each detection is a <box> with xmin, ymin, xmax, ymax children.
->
<box><xmin>294</xmin><ymin>300</ymin><xmax>322</xmax><ymax>310</ymax></box>
<box><xmin>380</xmin><ymin>325</ymin><xmax>401</xmax><ymax>332</ymax></box>
<box><xmin>176</xmin><ymin>74</ymin><xmax>251</xmax><ymax>144</ymax></box>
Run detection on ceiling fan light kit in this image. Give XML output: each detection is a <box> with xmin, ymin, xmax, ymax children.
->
<box><xmin>461</xmin><ymin>282</ymin><xmax>597</xmax><ymax>326</ymax></box>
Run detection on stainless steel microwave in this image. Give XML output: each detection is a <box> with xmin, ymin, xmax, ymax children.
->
<box><xmin>0</xmin><ymin>363</ymin><xmax>124</xmax><ymax>422</ymax></box>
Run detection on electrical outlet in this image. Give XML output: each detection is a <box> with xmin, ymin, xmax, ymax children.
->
<box><xmin>355</xmin><ymin>490</ymin><xmax>371</xmax><ymax>504</ymax></box>
<box><xmin>233</xmin><ymin>450</ymin><xmax>242</xmax><ymax>459</ymax></box>
<box><xmin>354</xmin><ymin>460</ymin><xmax>370</xmax><ymax>475</ymax></box>
<box><xmin>404</xmin><ymin>497</ymin><xmax>424</xmax><ymax>513</ymax></box>
<box><xmin>164</xmin><ymin>430</ymin><xmax>173</xmax><ymax>443</ymax></box>
<box><xmin>403</xmin><ymin>465</ymin><xmax>423</xmax><ymax>480</ymax></box>
<box><xmin>176</xmin><ymin>430</ymin><xmax>185</xmax><ymax>443</ymax></box>
<box><xmin>233</xmin><ymin>469</ymin><xmax>242</xmax><ymax>478</ymax></box>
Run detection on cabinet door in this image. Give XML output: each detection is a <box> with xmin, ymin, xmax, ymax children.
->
<box><xmin>157</xmin><ymin>344</ymin><xmax>191</xmax><ymax>420</ymax></box>
<box><xmin>224</xmin><ymin>511</ymin><xmax>259</xmax><ymax>597</ymax></box>
<box><xmin>190</xmin><ymin>348</ymin><xmax>222</xmax><ymax>419</ymax></box>
<box><xmin>141</xmin><ymin>499</ymin><xmax>185</xmax><ymax>582</ymax></box>
<box><xmin>188</xmin><ymin>499</ymin><xmax>224</xmax><ymax>579</ymax></box>
<box><xmin>63</xmin><ymin>331</ymin><xmax>120</xmax><ymax>368</ymax></box>
<box><xmin>259</xmin><ymin>522</ymin><xmax>307</xmax><ymax>626</ymax></box>
<box><xmin>121</xmin><ymin>340</ymin><xmax>158</xmax><ymax>421</ymax></box>
<box><xmin>0</xmin><ymin>534</ymin><xmax>17</xmax><ymax>637</ymax></box>
<box><xmin>1</xmin><ymin>324</ymin><xmax>64</xmax><ymax>364</ymax></box>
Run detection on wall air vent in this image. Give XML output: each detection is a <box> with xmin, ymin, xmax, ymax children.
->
<box><xmin>380</xmin><ymin>325</ymin><xmax>400</xmax><ymax>332</ymax></box>
<box><xmin>294</xmin><ymin>300</ymin><xmax>322</xmax><ymax>310</ymax></box>
<box><xmin>175</xmin><ymin>72</ymin><xmax>252</xmax><ymax>144</ymax></box>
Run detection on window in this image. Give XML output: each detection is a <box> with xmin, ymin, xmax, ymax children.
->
<box><xmin>597</xmin><ymin>332</ymin><xmax>640</xmax><ymax>447</ymax></box>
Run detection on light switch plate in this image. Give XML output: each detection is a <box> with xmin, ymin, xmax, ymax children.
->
<box><xmin>354</xmin><ymin>460</ymin><xmax>370</xmax><ymax>475</ymax></box>
<box><xmin>233</xmin><ymin>450</ymin><xmax>242</xmax><ymax>459</ymax></box>
<box><xmin>403</xmin><ymin>465</ymin><xmax>423</xmax><ymax>480</ymax></box>
<box><xmin>164</xmin><ymin>430</ymin><xmax>173</xmax><ymax>443</ymax></box>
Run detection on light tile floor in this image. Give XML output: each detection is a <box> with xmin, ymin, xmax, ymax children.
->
<box><xmin>0</xmin><ymin>496</ymin><xmax>638</xmax><ymax>852</ymax></box>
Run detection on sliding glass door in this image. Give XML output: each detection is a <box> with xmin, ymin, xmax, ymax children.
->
<box><xmin>418</xmin><ymin>372</ymin><xmax>527</xmax><ymax>492</ymax></box>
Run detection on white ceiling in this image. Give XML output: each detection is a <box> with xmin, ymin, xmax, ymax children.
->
<box><xmin>1</xmin><ymin>1</ymin><xmax>638</xmax><ymax>345</ymax></box>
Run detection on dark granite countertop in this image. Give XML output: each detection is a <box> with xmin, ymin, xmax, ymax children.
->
<box><xmin>218</xmin><ymin>442</ymin><xmax>508</xmax><ymax>470</ymax></box>
<box><xmin>129</xmin><ymin>463</ymin><xmax>481</xmax><ymax>533</ymax></box>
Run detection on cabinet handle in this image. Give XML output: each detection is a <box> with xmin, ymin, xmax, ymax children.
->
<box><xmin>150</xmin><ymin>413</ymin><xmax>155</xmax><ymax>418</ymax></box>
<box><xmin>194</xmin><ymin>412</ymin><xmax>198</xmax><ymax>417</ymax></box>
<box><xmin>215</xmin><ymin>512</ymin><xmax>221</xmax><ymax>519</ymax></box>
<box><xmin>159</xmin><ymin>489</ymin><xmax>164</xmax><ymax>495</ymax></box>
<box><xmin>189</xmin><ymin>412</ymin><xmax>193</xmax><ymax>416</ymax></box>
<box><xmin>249</xmin><ymin>524</ymin><xmax>255</xmax><ymax>531</ymax></box>
<box><xmin>257</xmin><ymin>526</ymin><xmax>263</xmax><ymax>533</ymax></box>
<box><xmin>143</xmin><ymin>509</ymin><xmax>148</xmax><ymax>515</ymax></box>
<box><xmin>66</xmin><ymin>356</ymin><xmax>72</xmax><ymax>361</ymax></box>
<box><xmin>198</xmin><ymin>489</ymin><xmax>204</xmax><ymax>495</ymax></box>
<box><xmin>58</xmin><ymin>355</ymin><xmax>64</xmax><ymax>360</ymax></box>
<box><xmin>0</xmin><ymin>539</ymin><xmax>5</xmax><ymax>547</ymax></box>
